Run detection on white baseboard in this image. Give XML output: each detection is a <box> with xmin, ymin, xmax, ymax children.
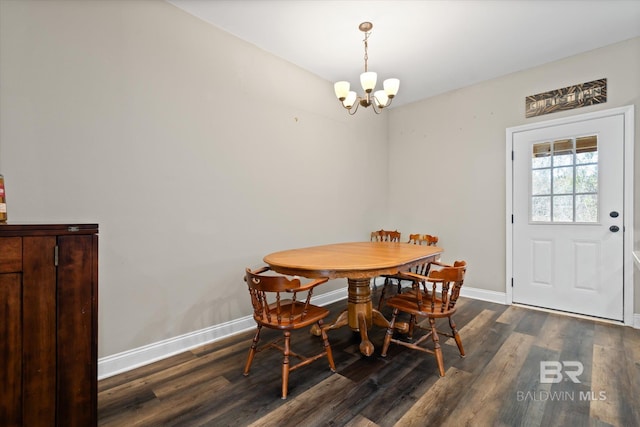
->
<box><xmin>98</xmin><ymin>287</ymin><xmax>348</xmax><ymax>380</ymax></box>
<box><xmin>460</xmin><ymin>286</ymin><xmax>508</xmax><ymax>305</ymax></box>
<box><xmin>98</xmin><ymin>284</ymin><xmax>634</xmax><ymax>380</ymax></box>
<box><xmin>97</xmin><ymin>314</ymin><xmax>255</xmax><ymax>380</ymax></box>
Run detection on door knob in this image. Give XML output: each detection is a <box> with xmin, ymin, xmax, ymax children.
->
<box><xmin>609</xmin><ymin>211</ymin><xmax>619</xmax><ymax>218</ymax></box>
<box><xmin>609</xmin><ymin>225</ymin><xmax>620</xmax><ymax>232</ymax></box>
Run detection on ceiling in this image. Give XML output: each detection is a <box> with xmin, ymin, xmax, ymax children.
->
<box><xmin>167</xmin><ymin>0</ymin><xmax>640</xmax><ymax>107</ymax></box>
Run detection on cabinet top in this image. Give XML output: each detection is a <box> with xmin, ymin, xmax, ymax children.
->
<box><xmin>0</xmin><ymin>223</ymin><xmax>98</xmax><ymax>236</ymax></box>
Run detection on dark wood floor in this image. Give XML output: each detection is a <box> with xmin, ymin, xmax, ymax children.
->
<box><xmin>98</xmin><ymin>295</ymin><xmax>640</xmax><ymax>427</ymax></box>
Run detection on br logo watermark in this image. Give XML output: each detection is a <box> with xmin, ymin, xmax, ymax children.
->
<box><xmin>515</xmin><ymin>360</ymin><xmax>607</xmax><ymax>402</ymax></box>
<box><xmin>540</xmin><ymin>361</ymin><xmax>583</xmax><ymax>383</ymax></box>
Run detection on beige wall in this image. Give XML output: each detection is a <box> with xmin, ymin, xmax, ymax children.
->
<box><xmin>388</xmin><ymin>37</ymin><xmax>639</xmax><ymax>309</ymax></box>
<box><xmin>0</xmin><ymin>0</ymin><xmax>638</xmax><ymax>361</ymax></box>
<box><xmin>0</xmin><ymin>0</ymin><xmax>388</xmax><ymax>357</ymax></box>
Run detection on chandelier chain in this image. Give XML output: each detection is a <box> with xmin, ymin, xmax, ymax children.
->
<box><xmin>363</xmin><ymin>31</ymin><xmax>370</xmax><ymax>73</ymax></box>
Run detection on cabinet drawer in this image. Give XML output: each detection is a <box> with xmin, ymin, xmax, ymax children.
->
<box><xmin>0</xmin><ymin>237</ymin><xmax>22</xmax><ymax>272</ymax></box>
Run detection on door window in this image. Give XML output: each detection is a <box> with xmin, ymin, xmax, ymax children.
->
<box><xmin>530</xmin><ymin>135</ymin><xmax>598</xmax><ymax>223</ymax></box>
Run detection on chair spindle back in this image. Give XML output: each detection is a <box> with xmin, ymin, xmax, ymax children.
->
<box><xmin>414</xmin><ymin>261</ymin><xmax>466</xmax><ymax>314</ymax></box>
<box><xmin>371</xmin><ymin>229</ymin><xmax>402</xmax><ymax>242</ymax></box>
<box><xmin>245</xmin><ymin>268</ymin><xmax>313</xmax><ymax>325</ymax></box>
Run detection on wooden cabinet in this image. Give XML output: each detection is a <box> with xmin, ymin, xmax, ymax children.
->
<box><xmin>0</xmin><ymin>224</ymin><xmax>98</xmax><ymax>427</ymax></box>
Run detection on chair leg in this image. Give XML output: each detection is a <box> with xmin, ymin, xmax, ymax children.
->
<box><xmin>449</xmin><ymin>315</ymin><xmax>465</xmax><ymax>357</ymax></box>
<box><xmin>381</xmin><ymin>308</ymin><xmax>398</xmax><ymax>357</ymax></box>
<box><xmin>243</xmin><ymin>325</ymin><xmax>261</xmax><ymax>376</ymax></box>
<box><xmin>281</xmin><ymin>330</ymin><xmax>291</xmax><ymax>399</ymax></box>
<box><xmin>319</xmin><ymin>320</ymin><xmax>336</xmax><ymax>372</ymax></box>
<box><xmin>429</xmin><ymin>318</ymin><xmax>445</xmax><ymax>377</ymax></box>
<box><xmin>377</xmin><ymin>277</ymin><xmax>391</xmax><ymax>311</ymax></box>
<box><xmin>408</xmin><ymin>315</ymin><xmax>416</xmax><ymax>339</ymax></box>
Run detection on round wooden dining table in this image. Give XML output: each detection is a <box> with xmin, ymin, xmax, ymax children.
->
<box><xmin>263</xmin><ymin>241</ymin><xmax>443</xmax><ymax>356</ymax></box>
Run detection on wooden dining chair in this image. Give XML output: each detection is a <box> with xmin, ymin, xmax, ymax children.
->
<box><xmin>370</xmin><ymin>229</ymin><xmax>402</xmax><ymax>298</ymax></box>
<box><xmin>242</xmin><ymin>267</ymin><xmax>336</xmax><ymax>399</ymax></box>
<box><xmin>370</xmin><ymin>229</ymin><xmax>402</xmax><ymax>242</ymax></box>
<box><xmin>377</xmin><ymin>234</ymin><xmax>439</xmax><ymax>310</ymax></box>
<box><xmin>380</xmin><ymin>260</ymin><xmax>466</xmax><ymax>377</ymax></box>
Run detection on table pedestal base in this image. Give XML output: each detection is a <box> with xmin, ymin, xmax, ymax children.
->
<box><xmin>312</xmin><ymin>277</ymin><xmax>400</xmax><ymax>356</ymax></box>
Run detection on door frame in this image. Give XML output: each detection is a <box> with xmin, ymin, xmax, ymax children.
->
<box><xmin>506</xmin><ymin>105</ymin><xmax>635</xmax><ymax>326</ymax></box>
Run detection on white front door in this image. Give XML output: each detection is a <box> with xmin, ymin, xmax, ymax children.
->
<box><xmin>511</xmin><ymin>113</ymin><xmax>624</xmax><ymax>320</ymax></box>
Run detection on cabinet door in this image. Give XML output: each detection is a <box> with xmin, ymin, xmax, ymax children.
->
<box><xmin>23</xmin><ymin>236</ymin><xmax>57</xmax><ymax>427</ymax></box>
<box><xmin>56</xmin><ymin>234</ymin><xmax>97</xmax><ymax>426</ymax></box>
<box><xmin>0</xmin><ymin>273</ymin><xmax>22</xmax><ymax>426</ymax></box>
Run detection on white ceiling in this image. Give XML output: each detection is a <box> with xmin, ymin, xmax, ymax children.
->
<box><xmin>167</xmin><ymin>0</ymin><xmax>640</xmax><ymax>107</ymax></box>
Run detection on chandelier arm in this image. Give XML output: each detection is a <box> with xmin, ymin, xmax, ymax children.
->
<box><xmin>346</xmin><ymin>100</ymin><xmax>360</xmax><ymax>115</ymax></box>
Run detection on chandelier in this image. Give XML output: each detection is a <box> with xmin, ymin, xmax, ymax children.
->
<box><xmin>333</xmin><ymin>22</ymin><xmax>400</xmax><ymax>115</ymax></box>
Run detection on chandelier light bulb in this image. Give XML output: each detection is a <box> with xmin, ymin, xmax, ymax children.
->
<box><xmin>374</xmin><ymin>90</ymin><xmax>389</xmax><ymax>108</ymax></box>
<box><xmin>360</xmin><ymin>72</ymin><xmax>377</xmax><ymax>93</ymax></box>
<box><xmin>334</xmin><ymin>81</ymin><xmax>350</xmax><ymax>101</ymax></box>
<box><xmin>343</xmin><ymin>91</ymin><xmax>357</xmax><ymax>108</ymax></box>
<box><xmin>383</xmin><ymin>78</ymin><xmax>400</xmax><ymax>98</ymax></box>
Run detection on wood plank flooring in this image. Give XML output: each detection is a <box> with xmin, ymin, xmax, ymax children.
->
<box><xmin>98</xmin><ymin>296</ymin><xmax>640</xmax><ymax>426</ymax></box>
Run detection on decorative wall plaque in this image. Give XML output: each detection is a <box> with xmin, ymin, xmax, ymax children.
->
<box><xmin>525</xmin><ymin>78</ymin><xmax>607</xmax><ymax>118</ymax></box>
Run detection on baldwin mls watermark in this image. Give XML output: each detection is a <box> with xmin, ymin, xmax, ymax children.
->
<box><xmin>517</xmin><ymin>390</ymin><xmax>607</xmax><ymax>402</ymax></box>
<box><xmin>516</xmin><ymin>361</ymin><xmax>607</xmax><ymax>402</ymax></box>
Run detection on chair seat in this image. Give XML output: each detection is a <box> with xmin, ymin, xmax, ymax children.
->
<box><xmin>385</xmin><ymin>293</ymin><xmax>457</xmax><ymax>319</ymax></box>
<box><xmin>256</xmin><ymin>301</ymin><xmax>331</xmax><ymax>330</ymax></box>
